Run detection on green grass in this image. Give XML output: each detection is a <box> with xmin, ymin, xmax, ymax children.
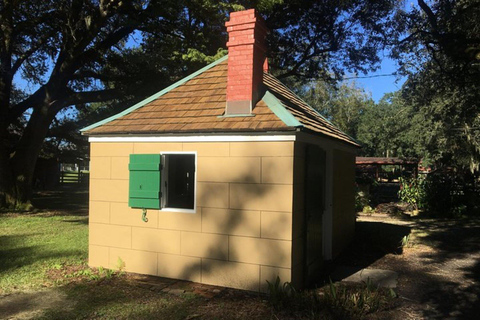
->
<box><xmin>0</xmin><ymin>195</ymin><xmax>399</xmax><ymax>319</ymax></box>
<box><xmin>0</xmin><ymin>213</ymin><xmax>88</xmax><ymax>293</ymax></box>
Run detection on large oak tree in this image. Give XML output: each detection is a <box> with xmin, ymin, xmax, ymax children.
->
<box><xmin>0</xmin><ymin>0</ymin><xmax>399</xmax><ymax>209</ymax></box>
<box><xmin>392</xmin><ymin>0</ymin><xmax>480</xmax><ymax>171</ymax></box>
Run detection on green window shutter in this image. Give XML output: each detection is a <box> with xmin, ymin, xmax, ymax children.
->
<box><xmin>128</xmin><ymin>154</ymin><xmax>161</xmax><ymax>209</ymax></box>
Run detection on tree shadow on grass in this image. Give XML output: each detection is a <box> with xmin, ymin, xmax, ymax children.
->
<box><xmin>0</xmin><ymin>234</ymin><xmax>85</xmax><ymax>275</ymax></box>
<box><xmin>38</xmin><ymin>279</ymin><xmax>206</xmax><ymax>320</ymax></box>
<box><xmin>32</xmin><ymin>186</ymin><xmax>88</xmax><ymax>216</ymax></box>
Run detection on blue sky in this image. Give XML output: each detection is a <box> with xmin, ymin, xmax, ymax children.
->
<box><xmin>14</xmin><ymin>41</ymin><xmax>405</xmax><ymax>105</ymax></box>
<box><xmin>355</xmin><ymin>56</ymin><xmax>406</xmax><ymax>102</ymax></box>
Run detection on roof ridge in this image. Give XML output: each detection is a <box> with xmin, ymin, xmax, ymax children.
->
<box><xmin>263</xmin><ymin>73</ymin><xmax>360</xmax><ymax>146</ymax></box>
<box><xmin>81</xmin><ymin>55</ymin><xmax>229</xmax><ymax>133</ymax></box>
<box><xmin>262</xmin><ymin>91</ymin><xmax>303</xmax><ymax>127</ymax></box>
<box><xmin>263</xmin><ymin>73</ymin><xmax>335</xmax><ymax>126</ymax></box>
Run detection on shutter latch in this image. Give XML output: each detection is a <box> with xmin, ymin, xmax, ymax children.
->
<box><xmin>142</xmin><ymin>208</ymin><xmax>148</xmax><ymax>223</ymax></box>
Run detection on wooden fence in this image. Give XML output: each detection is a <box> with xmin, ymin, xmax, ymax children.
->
<box><xmin>59</xmin><ymin>171</ymin><xmax>89</xmax><ymax>184</ymax></box>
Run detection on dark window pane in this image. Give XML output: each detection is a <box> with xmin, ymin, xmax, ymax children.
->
<box><xmin>166</xmin><ymin>154</ymin><xmax>195</xmax><ymax>209</ymax></box>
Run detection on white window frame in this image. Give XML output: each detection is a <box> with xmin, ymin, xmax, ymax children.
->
<box><xmin>160</xmin><ymin>151</ymin><xmax>197</xmax><ymax>213</ymax></box>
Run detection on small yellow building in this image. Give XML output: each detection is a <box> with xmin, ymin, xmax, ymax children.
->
<box><xmin>81</xmin><ymin>9</ymin><xmax>359</xmax><ymax>292</ymax></box>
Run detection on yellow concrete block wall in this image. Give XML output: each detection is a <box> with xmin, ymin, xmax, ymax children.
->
<box><xmin>88</xmin><ymin>140</ymin><xmax>296</xmax><ymax>291</ymax></box>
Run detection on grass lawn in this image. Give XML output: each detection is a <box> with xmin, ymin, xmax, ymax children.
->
<box><xmin>0</xmin><ymin>212</ymin><xmax>88</xmax><ymax>292</ymax></box>
<box><xmin>0</xmin><ymin>190</ymin><xmax>399</xmax><ymax>319</ymax></box>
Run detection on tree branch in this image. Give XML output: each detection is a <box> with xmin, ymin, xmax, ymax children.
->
<box><xmin>11</xmin><ymin>32</ymin><xmax>54</xmax><ymax>74</ymax></box>
<box><xmin>418</xmin><ymin>0</ymin><xmax>439</xmax><ymax>34</ymax></box>
<box><xmin>77</xmin><ymin>25</ymin><xmax>135</xmax><ymax>66</ymax></box>
<box><xmin>47</xmin><ymin>88</ymin><xmax>120</xmax><ymax>116</ymax></box>
<box><xmin>69</xmin><ymin>70</ymin><xmax>113</xmax><ymax>82</ymax></box>
<box><xmin>8</xmin><ymin>87</ymin><xmax>46</xmax><ymax>121</ymax></box>
<box><xmin>65</xmin><ymin>88</ymin><xmax>120</xmax><ymax>106</ymax></box>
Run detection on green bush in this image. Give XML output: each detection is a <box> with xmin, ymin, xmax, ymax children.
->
<box><xmin>398</xmin><ymin>177</ymin><xmax>425</xmax><ymax>211</ymax></box>
<box><xmin>355</xmin><ymin>193</ymin><xmax>371</xmax><ymax>212</ymax></box>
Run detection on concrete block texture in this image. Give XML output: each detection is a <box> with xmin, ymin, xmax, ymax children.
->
<box><xmin>91</xmin><ymin>142</ymin><xmax>133</xmax><ymax>157</ymax></box>
<box><xmin>181</xmin><ymin>232</ymin><xmax>228</xmax><ymax>260</ymax></box>
<box><xmin>132</xmin><ymin>227</ymin><xmax>180</xmax><ymax>254</ymax></box>
<box><xmin>261</xmin><ymin>157</ymin><xmax>294</xmax><ymax>184</ymax></box>
<box><xmin>110</xmin><ymin>202</ymin><xmax>158</xmax><ymax>228</ymax></box>
<box><xmin>88</xmin><ymin>140</ymin><xmax>301</xmax><ymax>292</ymax></box>
<box><xmin>202</xmin><ymin>208</ymin><xmax>260</xmax><ymax>237</ymax></box>
<box><xmin>158</xmin><ymin>209</ymin><xmax>201</xmax><ymax>232</ymax></box>
<box><xmin>197</xmin><ymin>157</ymin><xmax>261</xmax><ymax>183</ymax></box>
<box><xmin>229</xmin><ymin>236</ymin><xmax>291</xmax><ymax>268</ymax></box>
<box><xmin>182</xmin><ymin>142</ymin><xmax>229</xmax><ymax>156</ymax></box>
<box><xmin>230</xmin><ymin>184</ymin><xmax>292</xmax><ymax>212</ymax></box>
<box><xmin>89</xmin><ymin>223</ymin><xmax>132</xmax><ymax>249</ymax></box>
<box><xmin>110</xmin><ymin>157</ymin><xmax>129</xmax><ymax>180</ymax></box>
<box><xmin>229</xmin><ymin>141</ymin><xmax>294</xmax><ymax>157</ymax></box>
<box><xmin>133</xmin><ymin>142</ymin><xmax>182</xmax><ymax>154</ymax></box>
<box><xmin>158</xmin><ymin>253</ymin><xmax>201</xmax><ymax>282</ymax></box>
<box><xmin>109</xmin><ymin>248</ymin><xmax>157</xmax><ymax>275</ymax></box>
<box><xmin>90</xmin><ymin>179</ymin><xmax>128</xmax><ymax>202</ymax></box>
<box><xmin>197</xmin><ymin>182</ymin><xmax>229</xmax><ymax>208</ymax></box>
<box><xmin>261</xmin><ymin>211</ymin><xmax>292</xmax><ymax>240</ymax></box>
<box><xmin>89</xmin><ymin>245</ymin><xmax>109</xmax><ymax>268</ymax></box>
<box><xmin>89</xmin><ymin>201</ymin><xmax>110</xmax><ymax>224</ymax></box>
<box><xmin>89</xmin><ymin>157</ymin><xmax>111</xmax><ymax>179</ymax></box>
<box><xmin>201</xmin><ymin>259</ymin><xmax>260</xmax><ymax>291</ymax></box>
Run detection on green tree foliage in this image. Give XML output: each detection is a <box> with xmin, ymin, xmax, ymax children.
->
<box><xmin>0</xmin><ymin>0</ymin><xmax>239</xmax><ymax>208</ymax></box>
<box><xmin>0</xmin><ymin>0</ymin><xmax>401</xmax><ymax>209</ymax></box>
<box><xmin>391</xmin><ymin>0</ymin><xmax>480</xmax><ymax>171</ymax></box>
<box><xmin>266</xmin><ymin>0</ymin><xmax>399</xmax><ymax>82</ymax></box>
<box><xmin>356</xmin><ymin>92</ymin><xmax>431</xmax><ymax>160</ymax></box>
<box><xmin>297</xmin><ymin>80</ymin><xmax>374</xmax><ymax>139</ymax></box>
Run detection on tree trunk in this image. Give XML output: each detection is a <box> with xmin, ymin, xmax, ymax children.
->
<box><xmin>0</xmin><ymin>129</ymin><xmax>16</xmax><ymax>209</ymax></box>
<box><xmin>0</xmin><ymin>73</ymin><xmax>15</xmax><ymax>209</ymax></box>
<box><xmin>0</xmin><ymin>104</ymin><xmax>57</xmax><ymax>210</ymax></box>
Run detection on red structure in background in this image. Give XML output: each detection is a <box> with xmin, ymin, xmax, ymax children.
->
<box><xmin>356</xmin><ymin>157</ymin><xmax>419</xmax><ymax>182</ymax></box>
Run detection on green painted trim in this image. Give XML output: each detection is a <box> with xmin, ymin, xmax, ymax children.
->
<box><xmin>262</xmin><ymin>90</ymin><xmax>303</xmax><ymax>127</ymax></box>
<box><xmin>81</xmin><ymin>55</ymin><xmax>229</xmax><ymax>132</ymax></box>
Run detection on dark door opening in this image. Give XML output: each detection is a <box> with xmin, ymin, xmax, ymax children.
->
<box><xmin>304</xmin><ymin>144</ymin><xmax>326</xmax><ymax>286</ymax></box>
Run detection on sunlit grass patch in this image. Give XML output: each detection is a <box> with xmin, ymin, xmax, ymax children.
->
<box><xmin>0</xmin><ymin>213</ymin><xmax>88</xmax><ymax>293</ymax></box>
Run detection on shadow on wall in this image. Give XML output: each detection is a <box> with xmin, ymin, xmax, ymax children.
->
<box><xmin>167</xmin><ymin>173</ymin><xmax>290</xmax><ymax>292</ymax></box>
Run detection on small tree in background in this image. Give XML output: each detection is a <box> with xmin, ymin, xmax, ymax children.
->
<box><xmin>398</xmin><ymin>177</ymin><xmax>425</xmax><ymax>213</ymax></box>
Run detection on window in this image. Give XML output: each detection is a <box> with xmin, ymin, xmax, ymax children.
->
<box><xmin>128</xmin><ymin>152</ymin><xmax>196</xmax><ymax>212</ymax></box>
<box><xmin>161</xmin><ymin>153</ymin><xmax>196</xmax><ymax>210</ymax></box>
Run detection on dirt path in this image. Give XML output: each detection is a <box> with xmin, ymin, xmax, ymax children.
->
<box><xmin>0</xmin><ymin>289</ymin><xmax>69</xmax><ymax>320</ymax></box>
<box><xmin>355</xmin><ymin>214</ymin><xmax>480</xmax><ymax>319</ymax></box>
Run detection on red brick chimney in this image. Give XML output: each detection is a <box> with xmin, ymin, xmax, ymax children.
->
<box><xmin>225</xmin><ymin>9</ymin><xmax>267</xmax><ymax>115</ymax></box>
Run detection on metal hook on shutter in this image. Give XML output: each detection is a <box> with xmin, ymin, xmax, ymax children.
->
<box><xmin>142</xmin><ymin>208</ymin><xmax>148</xmax><ymax>223</ymax></box>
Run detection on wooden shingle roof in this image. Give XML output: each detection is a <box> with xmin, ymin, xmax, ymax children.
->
<box><xmin>82</xmin><ymin>56</ymin><xmax>359</xmax><ymax>147</ymax></box>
